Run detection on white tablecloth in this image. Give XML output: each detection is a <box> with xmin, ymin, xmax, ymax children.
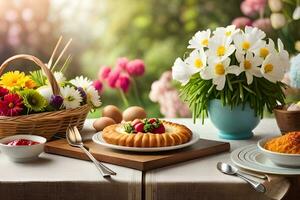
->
<box><xmin>0</xmin><ymin>120</ymin><xmax>142</xmax><ymax>200</ymax></box>
<box><xmin>0</xmin><ymin>119</ymin><xmax>299</xmax><ymax>200</ymax></box>
<box><xmin>145</xmin><ymin>118</ymin><xmax>299</xmax><ymax>200</ymax></box>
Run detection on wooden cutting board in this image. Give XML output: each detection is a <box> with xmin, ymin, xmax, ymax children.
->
<box><xmin>45</xmin><ymin>138</ymin><xmax>230</xmax><ymax>171</ymax></box>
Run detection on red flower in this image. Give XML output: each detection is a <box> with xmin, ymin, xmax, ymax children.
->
<box><xmin>116</xmin><ymin>74</ymin><xmax>131</xmax><ymax>93</ymax></box>
<box><xmin>0</xmin><ymin>87</ymin><xmax>9</xmax><ymax>99</ymax></box>
<box><xmin>92</xmin><ymin>80</ymin><xmax>103</xmax><ymax>93</ymax></box>
<box><xmin>126</xmin><ymin>59</ymin><xmax>145</xmax><ymax>76</ymax></box>
<box><xmin>98</xmin><ymin>66</ymin><xmax>112</xmax><ymax>80</ymax></box>
<box><xmin>116</xmin><ymin>57</ymin><xmax>129</xmax><ymax>71</ymax></box>
<box><xmin>0</xmin><ymin>93</ymin><xmax>23</xmax><ymax>116</ymax></box>
<box><xmin>107</xmin><ymin>69</ymin><xmax>121</xmax><ymax>88</ymax></box>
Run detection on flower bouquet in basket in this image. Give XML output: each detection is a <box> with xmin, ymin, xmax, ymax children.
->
<box><xmin>0</xmin><ymin>38</ymin><xmax>101</xmax><ymax>140</ymax></box>
<box><xmin>172</xmin><ymin>25</ymin><xmax>290</xmax><ymax>139</ymax></box>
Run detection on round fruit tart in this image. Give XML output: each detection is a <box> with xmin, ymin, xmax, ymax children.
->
<box><xmin>102</xmin><ymin>118</ymin><xmax>192</xmax><ymax>147</ymax></box>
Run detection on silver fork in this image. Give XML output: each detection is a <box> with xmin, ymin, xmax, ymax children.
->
<box><xmin>66</xmin><ymin>126</ymin><xmax>116</xmax><ymax>177</ymax></box>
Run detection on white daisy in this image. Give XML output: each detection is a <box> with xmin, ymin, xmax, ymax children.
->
<box><xmin>61</xmin><ymin>86</ymin><xmax>82</xmax><ymax>109</ymax></box>
<box><xmin>253</xmin><ymin>39</ymin><xmax>276</xmax><ymax>59</ymax></box>
<box><xmin>213</xmin><ymin>25</ymin><xmax>240</xmax><ymax>38</ymax></box>
<box><xmin>233</xmin><ymin>26</ymin><xmax>266</xmax><ymax>55</ymax></box>
<box><xmin>201</xmin><ymin>58</ymin><xmax>241</xmax><ymax>90</ymax></box>
<box><xmin>261</xmin><ymin>53</ymin><xmax>285</xmax><ymax>83</ymax></box>
<box><xmin>277</xmin><ymin>38</ymin><xmax>290</xmax><ymax>72</ymax></box>
<box><xmin>236</xmin><ymin>52</ymin><xmax>263</xmax><ymax>85</ymax></box>
<box><xmin>172</xmin><ymin>58</ymin><xmax>194</xmax><ymax>85</ymax></box>
<box><xmin>207</xmin><ymin>34</ymin><xmax>236</xmax><ymax>61</ymax></box>
<box><xmin>70</xmin><ymin>76</ymin><xmax>92</xmax><ymax>90</ymax></box>
<box><xmin>188</xmin><ymin>29</ymin><xmax>211</xmax><ymax>49</ymax></box>
<box><xmin>185</xmin><ymin>49</ymin><xmax>207</xmax><ymax>72</ymax></box>
<box><xmin>53</xmin><ymin>71</ymin><xmax>66</xmax><ymax>84</ymax></box>
<box><xmin>86</xmin><ymin>85</ymin><xmax>102</xmax><ymax>108</ymax></box>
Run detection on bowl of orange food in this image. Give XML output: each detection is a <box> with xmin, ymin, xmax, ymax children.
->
<box><xmin>257</xmin><ymin>132</ymin><xmax>300</xmax><ymax>167</ymax></box>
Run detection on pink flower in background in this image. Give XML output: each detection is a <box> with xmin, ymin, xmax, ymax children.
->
<box><xmin>252</xmin><ymin>18</ymin><xmax>272</xmax><ymax>32</ymax></box>
<box><xmin>98</xmin><ymin>66</ymin><xmax>111</xmax><ymax>80</ymax></box>
<box><xmin>241</xmin><ymin>1</ymin><xmax>257</xmax><ymax>16</ymax></box>
<box><xmin>116</xmin><ymin>57</ymin><xmax>129</xmax><ymax>71</ymax></box>
<box><xmin>116</xmin><ymin>74</ymin><xmax>131</xmax><ymax>93</ymax></box>
<box><xmin>149</xmin><ymin>71</ymin><xmax>191</xmax><ymax>118</ymax></box>
<box><xmin>92</xmin><ymin>80</ymin><xmax>103</xmax><ymax>93</ymax></box>
<box><xmin>126</xmin><ymin>59</ymin><xmax>145</xmax><ymax>76</ymax></box>
<box><xmin>232</xmin><ymin>17</ymin><xmax>252</xmax><ymax>28</ymax></box>
<box><xmin>107</xmin><ymin>69</ymin><xmax>121</xmax><ymax>88</ymax></box>
<box><xmin>241</xmin><ymin>0</ymin><xmax>266</xmax><ymax>16</ymax></box>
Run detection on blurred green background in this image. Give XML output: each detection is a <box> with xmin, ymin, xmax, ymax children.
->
<box><xmin>0</xmin><ymin>0</ymin><xmax>298</xmax><ymax>117</ymax></box>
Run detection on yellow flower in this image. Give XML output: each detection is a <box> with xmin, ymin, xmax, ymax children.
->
<box><xmin>24</xmin><ymin>78</ymin><xmax>37</xmax><ymax>89</ymax></box>
<box><xmin>0</xmin><ymin>71</ymin><xmax>36</xmax><ymax>89</ymax></box>
<box><xmin>0</xmin><ymin>71</ymin><xmax>26</xmax><ymax>89</ymax></box>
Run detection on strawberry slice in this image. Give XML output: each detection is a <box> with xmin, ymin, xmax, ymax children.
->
<box><xmin>134</xmin><ymin>123</ymin><xmax>144</xmax><ymax>133</ymax></box>
<box><xmin>153</xmin><ymin>124</ymin><xmax>165</xmax><ymax>133</ymax></box>
<box><xmin>148</xmin><ymin>118</ymin><xmax>157</xmax><ymax>124</ymax></box>
<box><xmin>131</xmin><ymin>119</ymin><xmax>142</xmax><ymax>126</ymax></box>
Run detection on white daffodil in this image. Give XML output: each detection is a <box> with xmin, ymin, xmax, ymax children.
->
<box><xmin>61</xmin><ymin>86</ymin><xmax>83</xmax><ymax>109</ymax></box>
<box><xmin>213</xmin><ymin>25</ymin><xmax>240</xmax><ymax>38</ymax></box>
<box><xmin>207</xmin><ymin>34</ymin><xmax>235</xmax><ymax>61</ymax></box>
<box><xmin>233</xmin><ymin>26</ymin><xmax>266</xmax><ymax>55</ymax></box>
<box><xmin>188</xmin><ymin>29</ymin><xmax>211</xmax><ymax>49</ymax></box>
<box><xmin>185</xmin><ymin>49</ymin><xmax>207</xmax><ymax>72</ymax></box>
<box><xmin>201</xmin><ymin>58</ymin><xmax>241</xmax><ymax>90</ymax></box>
<box><xmin>70</xmin><ymin>76</ymin><xmax>92</xmax><ymax>90</ymax></box>
<box><xmin>277</xmin><ymin>38</ymin><xmax>290</xmax><ymax>71</ymax></box>
<box><xmin>86</xmin><ymin>85</ymin><xmax>102</xmax><ymax>108</ymax></box>
<box><xmin>236</xmin><ymin>52</ymin><xmax>263</xmax><ymax>85</ymax></box>
<box><xmin>261</xmin><ymin>53</ymin><xmax>285</xmax><ymax>83</ymax></box>
<box><xmin>172</xmin><ymin>58</ymin><xmax>195</xmax><ymax>85</ymax></box>
<box><xmin>253</xmin><ymin>39</ymin><xmax>276</xmax><ymax>59</ymax></box>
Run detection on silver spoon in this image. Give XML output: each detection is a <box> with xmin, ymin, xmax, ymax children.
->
<box><xmin>217</xmin><ymin>162</ymin><xmax>266</xmax><ymax>193</ymax></box>
<box><xmin>66</xmin><ymin>126</ymin><xmax>116</xmax><ymax>177</ymax></box>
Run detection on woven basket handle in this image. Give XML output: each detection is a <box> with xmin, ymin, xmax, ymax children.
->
<box><xmin>0</xmin><ymin>54</ymin><xmax>60</xmax><ymax>96</ymax></box>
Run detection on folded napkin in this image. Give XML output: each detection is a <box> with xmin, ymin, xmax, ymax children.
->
<box><xmin>263</xmin><ymin>175</ymin><xmax>290</xmax><ymax>200</ymax></box>
<box><xmin>240</xmin><ymin>170</ymin><xmax>290</xmax><ymax>200</ymax></box>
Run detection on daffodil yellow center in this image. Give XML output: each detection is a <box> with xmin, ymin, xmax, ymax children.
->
<box><xmin>201</xmin><ymin>39</ymin><xmax>208</xmax><ymax>46</ymax></box>
<box><xmin>216</xmin><ymin>46</ymin><xmax>226</xmax><ymax>56</ymax></box>
<box><xmin>225</xmin><ymin>31</ymin><xmax>231</xmax><ymax>36</ymax></box>
<box><xmin>264</xmin><ymin>64</ymin><xmax>273</xmax><ymax>73</ymax></box>
<box><xmin>215</xmin><ymin>63</ymin><xmax>225</xmax><ymax>75</ymax></box>
<box><xmin>8</xmin><ymin>102</ymin><xmax>14</xmax><ymax>108</ymax></box>
<box><xmin>242</xmin><ymin>41</ymin><xmax>250</xmax><ymax>50</ymax></box>
<box><xmin>259</xmin><ymin>48</ymin><xmax>269</xmax><ymax>58</ymax></box>
<box><xmin>194</xmin><ymin>58</ymin><xmax>203</xmax><ymax>68</ymax></box>
<box><xmin>244</xmin><ymin>60</ymin><xmax>252</xmax><ymax>70</ymax></box>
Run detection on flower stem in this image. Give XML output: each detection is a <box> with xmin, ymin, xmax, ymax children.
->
<box><xmin>119</xmin><ymin>89</ymin><xmax>129</xmax><ymax>107</ymax></box>
<box><xmin>131</xmin><ymin>78</ymin><xmax>143</xmax><ymax>106</ymax></box>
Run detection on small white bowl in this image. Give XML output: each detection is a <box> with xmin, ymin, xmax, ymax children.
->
<box><xmin>258</xmin><ymin>137</ymin><xmax>300</xmax><ymax>167</ymax></box>
<box><xmin>0</xmin><ymin>135</ymin><xmax>46</xmax><ymax>162</ymax></box>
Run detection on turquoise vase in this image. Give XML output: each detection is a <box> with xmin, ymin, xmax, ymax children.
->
<box><xmin>208</xmin><ymin>99</ymin><xmax>260</xmax><ymax>140</ymax></box>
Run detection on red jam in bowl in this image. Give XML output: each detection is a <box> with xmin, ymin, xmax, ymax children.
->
<box><xmin>6</xmin><ymin>139</ymin><xmax>40</xmax><ymax>146</ymax></box>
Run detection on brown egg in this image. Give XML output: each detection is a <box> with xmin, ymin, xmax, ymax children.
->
<box><xmin>102</xmin><ymin>105</ymin><xmax>123</xmax><ymax>123</ymax></box>
<box><xmin>123</xmin><ymin>106</ymin><xmax>147</xmax><ymax>121</ymax></box>
<box><xmin>93</xmin><ymin>117</ymin><xmax>116</xmax><ymax>131</ymax></box>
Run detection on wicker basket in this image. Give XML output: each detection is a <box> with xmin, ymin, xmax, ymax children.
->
<box><xmin>0</xmin><ymin>54</ymin><xmax>90</xmax><ymax>140</ymax></box>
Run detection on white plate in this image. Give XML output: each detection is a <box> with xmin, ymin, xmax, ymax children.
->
<box><xmin>92</xmin><ymin>132</ymin><xmax>199</xmax><ymax>152</ymax></box>
<box><xmin>231</xmin><ymin>144</ymin><xmax>300</xmax><ymax>175</ymax></box>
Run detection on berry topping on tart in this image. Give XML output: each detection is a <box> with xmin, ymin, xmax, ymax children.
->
<box><xmin>123</xmin><ymin>118</ymin><xmax>165</xmax><ymax>134</ymax></box>
<box><xmin>102</xmin><ymin>119</ymin><xmax>192</xmax><ymax>147</ymax></box>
